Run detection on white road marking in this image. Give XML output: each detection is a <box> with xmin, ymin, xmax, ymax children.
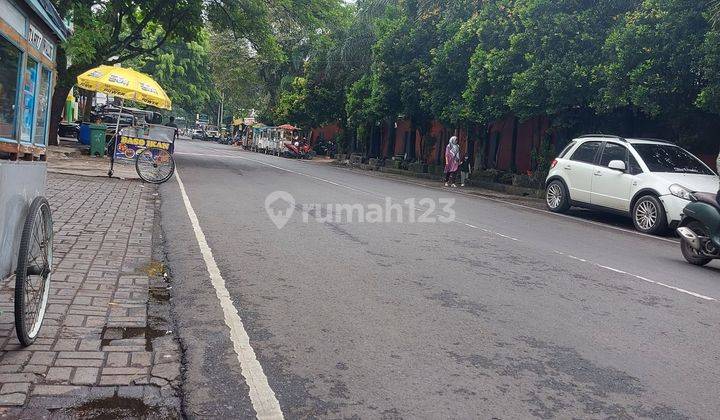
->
<box><xmin>332</xmin><ymin>163</ymin><xmax>680</xmax><ymax>244</ymax></box>
<box><xmin>178</xmin><ymin>149</ymin><xmax>713</xmax><ymax>303</ymax></box>
<box><xmin>553</xmin><ymin>250</ymin><xmax>716</xmax><ymax>301</ymax></box>
<box><xmin>244</xmin><ymin>150</ymin><xmax>679</xmax><ymax>244</ymax></box>
<box><xmin>175</xmin><ymin>152</ymin><xmax>385</xmax><ymax>199</ymax></box>
<box><xmin>174</xmin><ymin>169</ymin><xmax>284</xmax><ymax>420</ymax></box>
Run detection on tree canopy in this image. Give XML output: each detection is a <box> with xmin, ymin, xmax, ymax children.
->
<box><xmin>236</xmin><ymin>0</ymin><xmax>720</xmax><ymax>161</ymax></box>
<box><xmin>54</xmin><ymin>0</ymin><xmax>720</xmax><ymax>162</ymax></box>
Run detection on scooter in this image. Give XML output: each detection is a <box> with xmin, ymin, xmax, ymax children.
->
<box><xmin>676</xmin><ymin>191</ymin><xmax>720</xmax><ymax>266</ymax></box>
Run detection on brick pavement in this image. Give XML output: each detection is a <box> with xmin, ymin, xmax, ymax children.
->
<box><xmin>0</xmin><ymin>174</ymin><xmax>181</xmax><ymax>417</ymax></box>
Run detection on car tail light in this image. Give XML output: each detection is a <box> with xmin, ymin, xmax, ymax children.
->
<box><xmin>550</xmin><ymin>159</ymin><xmax>558</xmax><ymax>169</ymax></box>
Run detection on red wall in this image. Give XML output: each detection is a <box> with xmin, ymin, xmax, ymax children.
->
<box><xmin>310</xmin><ymin>123</ymin><xmax>342</xmax><ymax>145</ymax></box>
<box><xmin>312</xmin><ymin>115</ymin><xmax>556</xmax><ymax>172</ymax></box>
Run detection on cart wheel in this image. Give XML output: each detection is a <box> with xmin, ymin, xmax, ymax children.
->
<box><xmin>135</xmin><ymin>147</ymin><xmax>175</xmax><ymax>184</ymax></box>
<box><xmin>15</xmin><ymin>196</ymin><xmax>53</xmax><ymax>347</ymax></box>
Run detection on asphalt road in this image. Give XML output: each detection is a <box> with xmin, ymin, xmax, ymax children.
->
<box><xmin>159</xmin><ymin>139</ymin><xmax>720</xmax><ymax>419</ymax></box>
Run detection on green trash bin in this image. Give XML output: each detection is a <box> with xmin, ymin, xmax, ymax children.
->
<box><xmin>89</xmin><ymin>124</ymin><xmax>107</xmax><ymax>156</ymax></box>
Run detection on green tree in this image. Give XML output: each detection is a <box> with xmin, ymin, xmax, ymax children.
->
<box><xmin>49</xmin><ymin>0</ymin><xmax>343</xmax><ymax>144</ymax></box>
<box><xmin>346</xmin><ymin>75</ymin><xmax>377</xmax><ymax>153</ymax></box>
<box><xmin>597</xmin><ymin>0</ymin><xmax>710</xmax><ymax>140</ymax></box>
<box><xmin>371</xmin><ymin>1</ymin><xmax>438</xmax><ymax>160</ymax></box>
<box><xmin>49</xmin><ymin>0</ymin><xmax>205</xmax><ymax>144</ymax></box>
<box><xmin>129</xmin><ymin>32</ymin><xmax>215</xmax><ymax>121</ymax></box>
<box><xmin>429</xmin><ymin>14</ymin><xmax>479</xmax><ymax>128</ymax></box>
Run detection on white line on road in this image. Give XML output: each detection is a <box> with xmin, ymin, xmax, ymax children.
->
<box><xmin>174</xmin><ymin>169</ymin><xmax>284</xmax><ymax>420</ymax></box>
<box><xmin>180</xmin><ymin>150</ymin><xmax>678</xmax><ymax>244</ymax></box>
<box><xmin>175</xmin><ymin>151</ymin><xmax>386</xmax><ymax>199</ymax></box>
<box><xmin>177</xmin><ymin>149</ymin><xmax>713</xmax><ymax>303</ymax></box>
<box><xmin>332</xmin><ymin>164</ymin><xmax>680</xmax><ymax>244</ymax></box>
<box><xmin>553</xmin><ymin>250</ymin><xmax>716</xmax><ymax>301</ymax></box>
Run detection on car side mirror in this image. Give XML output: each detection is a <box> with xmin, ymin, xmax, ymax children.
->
<box><xmin>608</xmin><ymin>160</ymin><xmax>626</xmax><ymax>171</ymax></box>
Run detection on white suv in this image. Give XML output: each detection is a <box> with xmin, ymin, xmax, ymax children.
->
<box><xmin>545</xmin><ymin>135</ymin><xmax>718</xmax><ymax>234</ymax></box>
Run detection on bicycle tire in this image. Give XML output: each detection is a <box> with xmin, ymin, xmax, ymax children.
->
<box><xmin>15</xmin><ymin>196</ymin><xmax>53</xmax><ymax>347</ymax></box>
<box><xmin>135</xmin><ymin>147</ymin><xmax>176</xmax><ymax>184</ymax></box>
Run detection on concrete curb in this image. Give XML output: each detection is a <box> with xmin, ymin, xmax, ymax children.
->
<box><xmin>333</xmin><ymin>161</ymin><xmax>545</xmax><ymax>199</ymax></box>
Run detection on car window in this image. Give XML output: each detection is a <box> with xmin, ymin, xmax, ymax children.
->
<box><xmin>633</xmin><ymin>144</ymin><xmax>713</xmax><ymax>175</ymax></box>
<box><xmin>628</xmin><ymin>154</ymin><xmax>643</xmax><ymax>175</ymax></box>
<box><xmin>558</xmin><ymin>141</ymin><xmax>576</xmax><ymax>159</ymax></box>
<box><xmin>599</xmin><ymin>143</ymin><xmax>628</xmax><ymax>167</ymax></box>
<box><xmin>570</xmin><ymin>141</ymin><xmax>601</xmax><ymax>164</ymax></box>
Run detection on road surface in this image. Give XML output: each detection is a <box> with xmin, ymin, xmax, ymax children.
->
<box><xmin>159</xmin><ymin>139</ymin><xmax>719</xmax><ymax>419</ymax></box>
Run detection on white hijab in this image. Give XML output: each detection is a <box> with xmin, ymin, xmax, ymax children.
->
<box><xmin>448</xmin><ymin>136</ymin><xmax>460</xmax><ymax>160</ymax></box>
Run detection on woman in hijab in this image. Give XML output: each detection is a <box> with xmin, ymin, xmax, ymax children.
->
<box><xmin>444</xmin><ymin>136</ymin><xmax>461</xmax><ymax>187</ymax></box>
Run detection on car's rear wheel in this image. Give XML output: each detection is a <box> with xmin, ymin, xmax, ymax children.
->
<box><xmin>632</xmin><ymin>195</ymin><xmax>668</xmax><ymax>235</ymax></box>
<box><xmin>546</xmin><ymin>180</ymin><xmax>570</xmax><ymax>213</ymax></box>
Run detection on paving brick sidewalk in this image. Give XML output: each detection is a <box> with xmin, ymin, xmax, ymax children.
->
<box><xmin>0</xmin><ymin>174</ymin><xmax>181</xmax><ymax>417</ymax></box>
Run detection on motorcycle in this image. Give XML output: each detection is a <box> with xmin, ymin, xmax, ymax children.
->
<box><xmin>313</xmin><ymin>140</ymin><xmax>337</xmax><ymax>156</ymax></box>
<box><xmin>676</xmin><ymin>190</ymin><xmax>720</xmax><ymax>266</ymax></box>
<box><xmin>283</xmin><ymin>140</ymin><xmax>314</xmax><ymax>159</ymax></box>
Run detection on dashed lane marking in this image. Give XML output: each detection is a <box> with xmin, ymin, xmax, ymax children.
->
<box><xmin>553</xmin><ymin>250</ymin><xmax>716</xmax><ymax>301</ymax></box>
<box><xmin>177</xmin><ymin>150</ymin><xmax>713</xmax><ymax>303</ymax></box>
<box><xmin>175</xmin><ymin>169</ymin><xmax>284</xmax><ymax>420</ymax></box>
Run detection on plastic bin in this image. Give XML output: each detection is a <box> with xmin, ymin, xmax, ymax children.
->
<box><xmin>79</xmin><ymin>123</ymin><xmax>91</xmax><ymax>145</ymax></box>
<box><xmin>89</xmin><ymin>124</ymin><xmax>107</xmax><ymax>156</ymax></box>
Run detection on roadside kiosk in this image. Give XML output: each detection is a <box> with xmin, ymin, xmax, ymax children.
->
<box><xmin>0</xmin><ymin>0</ymin><xmax>70</xmax><ymax>346</ymax></box>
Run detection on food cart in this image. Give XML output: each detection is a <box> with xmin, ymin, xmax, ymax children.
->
<box><xmin>1</xmin><ymin>0</ymin><xmax>70</xmax><ymax>346</ymax></box>
<box><xmin>76</xmin><ymin>65</ymin><xmax>176</xmax><ymax>184</ymax></box>
<box><xmin>114</xmin><ymin>124</ymin><xmax>177</xmax><ymax>184</ymax></box>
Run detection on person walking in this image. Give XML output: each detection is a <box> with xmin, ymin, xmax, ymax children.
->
<box><xmin>444</xmin><ymin>136</ymin><xmax>461</xmax><ymax>187</ymax></box>
<box><xmin>165</xmin><ymin>116</ymin><xmax>179</xmax><ymax>153</ymax></box>
<box><xmin>459</xmin><ymin>154</ymin><xmax>471</xmax><ymax>187</ymax></box>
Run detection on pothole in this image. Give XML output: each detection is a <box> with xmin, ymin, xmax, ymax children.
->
<box><xmin>68</xmin><ymin>396</ymin><xmax>159</xmax><ymax>419</ymax></box>
<box><xmin>101</xmin><ymin>324</ymin><xmax>171</xmax><ymax>352</ymax></box>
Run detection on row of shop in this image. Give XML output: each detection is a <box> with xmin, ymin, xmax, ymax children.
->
<box><xmin>0</xmin><ymin>0</ymin><xmax>68</xmax><ymax>160</ymax></box>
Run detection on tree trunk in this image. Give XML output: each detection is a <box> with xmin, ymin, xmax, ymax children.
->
<box><xmin>48</xmin><ymin>48</ymin><xmax>70</xmax><ymax>146</ymax></box>
<box><xmin>48</xmin><ymin>84</ymin><xmax>72</xmax><ymax>146</ymax></box>
<box><xmin>465</xmin><ymin>123</ymin><xmax>474</xmax><ymax>167</ymax></box>
<box><xmin>385</xmin><ymin>117</ymin><xmax>396</xmax><ymax>158</ymax></box>
<box><xmin>510</xmin><ymin>116</ymin><xmax>519</xmax><ymax>173</ymax></box>
<box><xmin>409</xmin><ymin>120</ymin><xmax>417</xmax><ymax>160</ymax></box>
<box><xmin>482</xmin><ymin>124</ymin><xmax>491</xmax><ymax>170</ymax></box>
<box><xmin>367</xmin><ymin>123</ymin><xmax>374</xmax><ymax>157</ymax></box>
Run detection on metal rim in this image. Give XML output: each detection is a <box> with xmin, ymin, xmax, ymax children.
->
<box><xmin>23</xmin><ymin>202</ymin><xmax>52</xmax><ymax>339</ymax></box>
<box><xmin>547</xmin><ymin>183</ymin><xmax>563</xmax><ymax>209</ymax></box>
<box><xmin>136</xmin><ymin>148</ymin><xmax>175</xmax><ymax>184</ymax></box>
<box><xmin>635</xmin><ymin>200</ymin><xmax>658</xmax><ymax>231</ymax></box>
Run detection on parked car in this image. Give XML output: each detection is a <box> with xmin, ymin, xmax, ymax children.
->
<box><xmin>545</xmin><ymin>135</ymin><xmax>719</xmax><ymax>235</ymax></box>
<box><xmin>204</xmin><ymin>126</ymin><xmax>220</xmax><ymax>141</ymax></box>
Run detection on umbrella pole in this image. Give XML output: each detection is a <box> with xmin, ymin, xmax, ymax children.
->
<box><xmin>109</xmin><ymin>98</ymin><xmax>124</xmax><ymax>177</ymax></box>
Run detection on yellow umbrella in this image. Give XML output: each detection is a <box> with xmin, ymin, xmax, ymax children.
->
<box><xmin>77</xmin><ymin>65</ymin><xmax>171</xmax><ymax>109</ymax></box>
<box><xmin>77</xmin><ymin>65</ymin><xmax>172</xmax><ymax>178</ymax></box>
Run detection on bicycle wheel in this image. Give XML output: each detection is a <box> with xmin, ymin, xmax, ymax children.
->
<box><xmin>15</xmin><ymin>196</ymin><xmax>53</xmax><ymax>347</ymax></box>
<box><xmin>135</xmin><ymin>147</ymin><xmax>176</xmax><ymax>184</ymax></box>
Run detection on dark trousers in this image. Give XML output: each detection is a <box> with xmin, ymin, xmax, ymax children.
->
<box><xmin>444</xmin><ymin>171</ymin><xmax>457</xmax><ymax>183</ymax></box>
